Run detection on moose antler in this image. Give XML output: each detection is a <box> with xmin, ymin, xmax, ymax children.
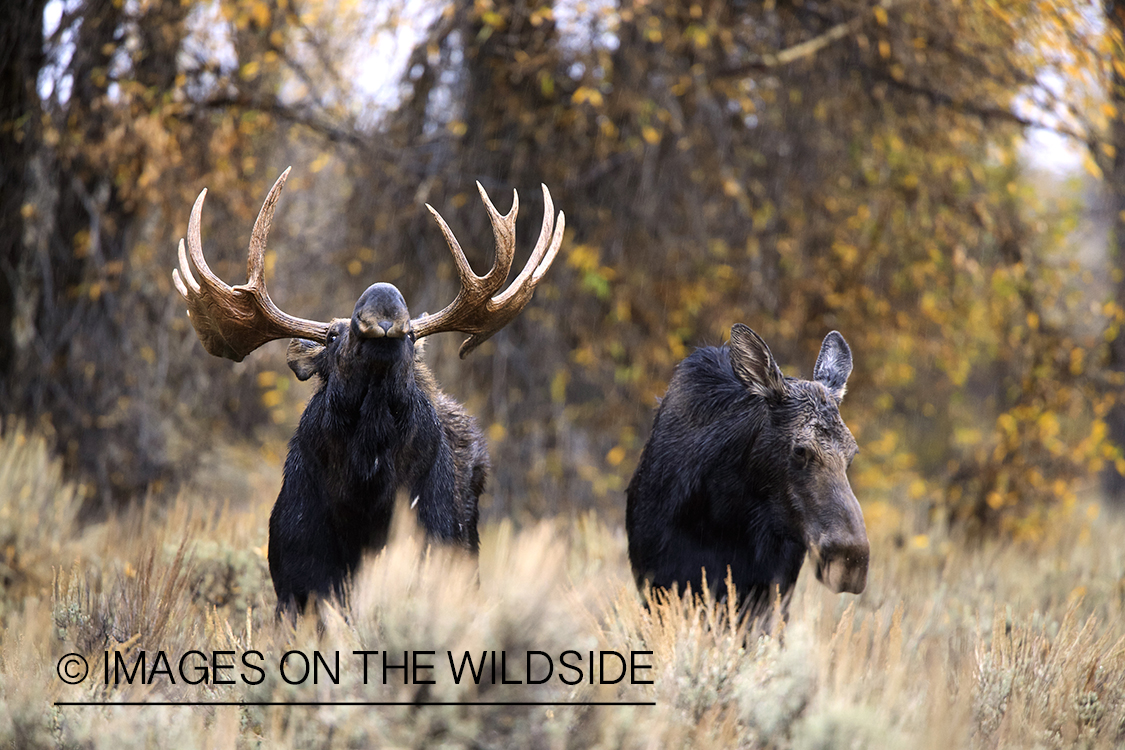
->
<box><xmin>415</xmin><ymin>182</ymin><xmax>565</xmax><ymax>358</ymax></box>
<box><xmin>174</xmin><ymin>170</ymin><xmax>563</xmax><ymax>361</ymax></box>
<box><xmin>172</xmin><ymin>168</ymin><xmax>331</xmax><ymax>361</ymax></box>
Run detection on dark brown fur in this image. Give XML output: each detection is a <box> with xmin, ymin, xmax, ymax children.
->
<box><xmin>269</xmin><ymin>283</ymin><xmax>487</xmax><ymax>615</ymax></box>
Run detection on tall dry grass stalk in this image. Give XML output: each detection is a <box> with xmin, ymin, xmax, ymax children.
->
<box><xmin>1</xmin><ymin>427</ymin><xmax>1124</xmax><ymax>748</ymax></box>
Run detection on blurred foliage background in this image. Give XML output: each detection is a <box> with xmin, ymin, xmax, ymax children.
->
<box><xmin>2</xmin><ymin>0</ymin><xmax>1125</xmax><ymax>539</ymax></box>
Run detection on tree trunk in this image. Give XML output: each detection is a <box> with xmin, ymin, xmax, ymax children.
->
<box><xmin>1103</xmin><ymin>0</ymin><xmax>1125</xmax><ymax>503</ymax></box>
<box><xmin>0</xmin><ymin>0</ymin><xmax>48</xmax><ymax>394</ymax></box>
<box><xmin>14</xmin><ymin>0</ymin><xmax>190</xmax><ymax>509</ymax></box>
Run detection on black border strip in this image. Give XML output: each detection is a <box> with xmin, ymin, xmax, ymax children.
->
<box><xmin>55</xmin><ymin>701</ymin><xmax>656</xmax><ymax>707</ymax></box>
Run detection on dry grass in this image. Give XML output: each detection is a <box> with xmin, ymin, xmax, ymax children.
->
<box><xmin>2</xmin><ymin>424</ymin><xmax>1125</xmax><ymax>749</ymax></box>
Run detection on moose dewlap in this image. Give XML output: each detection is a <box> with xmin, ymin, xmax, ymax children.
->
<box><xmin>173</xmin><ymin>168</ymin><xmax>564</xmax><ymax>616</ymax></box>
<box><xmin>625</xmin><ymin>324</ymin><xmax>869</xmax><ymax>619</ymax></box>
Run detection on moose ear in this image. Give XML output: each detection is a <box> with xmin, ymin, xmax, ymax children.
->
<box><xmin>813</xmin><ymin>331</ymin><xmax>852</xmax><ymax>400</ymax></box>
<box><xmin>729</xmin><ymin>324</ymin><xmax>788</xmax><ymax>400</ymax></box>
<box><xmin>287</xmin><ymin>338</ymin><xmax>325</xmax><ymax>382</ymax></box>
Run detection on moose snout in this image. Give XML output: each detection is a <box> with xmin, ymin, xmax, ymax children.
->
<box><xmin>353</xmin><ymin>283</ymin><xmax>412</xmax><ymax>339</ymax></box>
<box><xmin>354</xmin><ymin>315</ymin><xmax>411</xmax><ymax>339</ymax></box>
<box><xmin>810</xmin><ymin>538</ymin><xmax>869</xmax><ymax>594</ymax></box>
<box><xmin>356</xmin><ymin>318</ymin><xmax>408</xmax><ymax>338</ymax></box>
<box><xmin>807</xmin><ymin>490</ymin><xmax>870</xmax><ymax>594</ymax></box>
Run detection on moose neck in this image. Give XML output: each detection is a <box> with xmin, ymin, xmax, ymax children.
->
<box><xmin>326</xmin><ymin>339</ymin><xmax>418</xmax><ymax>421</ymax></box>
<box><xmin>744</xmin><ymin>483</ymin><xmax>808</xmax><ymax>596</ymax></box>
<box><xmin>690</xmin><ymin>364</ymin><xmax>808</xmax><ymax>600</ymax></box>
<box><xmin>300</xmin><ymin>342</ymin><xmax>426</xmax><ymax>499</ymax></box>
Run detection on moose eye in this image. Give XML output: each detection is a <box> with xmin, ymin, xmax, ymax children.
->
<box><xmin>793</xmin><ymin>445</ymin><xmax>811</xmax><ymax>464</ymax></box>
<box><xmin>326</xmin><ymin>324</ymin><xmax>345</xmax><ymax>345</ymax></box>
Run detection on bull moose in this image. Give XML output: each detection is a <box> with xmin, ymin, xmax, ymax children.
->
<box><xmin>173</xmin><ymin>168</ymin><xmax>563</xmax><ymax>614</ymax></box>
<box><xmin>626</xmin><ymin>324</ymin><xmax>869</xmax><ymax>620</ymax></box>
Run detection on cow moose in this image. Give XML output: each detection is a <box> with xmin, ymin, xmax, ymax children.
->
<box><xmin>625</xmin><ymin>324</ymin><xmax>869</xmax><ymax>621</ymax></box>
<box><xmin>173</xmin><ymin>168</ymin><xmax>564</xmax><ymax>614</ymax></box>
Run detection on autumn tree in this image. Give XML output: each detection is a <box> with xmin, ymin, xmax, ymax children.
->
<box><xmin>1</xmin><ymin>0</ymin><xmax>1116</xmax><ymax>535</ymax></box>
<box><xmin>1100</xmin><ymin>0</ymin><xmax>1125</xmax><ymax>503</ymax></box>
<box><xmin>376</xmin><ymin>0</ymin><xmax>1112</xmax><ymax>532</ymax></box>
<box><xmin>0</xmin><ymin>0</ymin><xmax>48</xmax><ymax>389</ymax></box>
<box><xmin>3</xmin><ymin>0</ymin><xmax>357</xmax><ymax>509</ymax></box>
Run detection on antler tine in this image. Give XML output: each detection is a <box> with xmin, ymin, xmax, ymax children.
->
<box><xmin>174</xmin><ymin>239</ymin><xmax>197</xmax><ymax>295</ymax></box>
<box><xmin>182</xmin><ymin>188</ymin><xmax>228</xmax><ymax>295</ymax></box>
<box><xmin>494</xmin><ymin>184</ymin><xmax>565</xmax><ymax>304</ymax></box>
<box><xmin>171</xmin><ymin>168</ymin><xmax>330</xmax><ymax>362</ymax></box>
<box><xmin>424</xmin><ymin>204</ymin><xmax>486</xmax><ymax>294</ymax></box>
<box><xmin>474</xmin><ymin>182</ymin><xmax>518</xmax><ymax>296</ymax></box>
<box><xmin>534</xmin><ymin>209</ymin><xmax>565</xmax><ymax>284</ymax></box>
<box><xmin>247</xmin><ymin>167</ymin><xmax>291</xmax><ymax>288</ymax></box>
<box><xmin>423</xmin><ymin>183</ymin><xmax>518</xmax><ymax>300</ymax></box>
<box><xmin>412</xmin><ymin>183</ymin><xmax>566</xmax><ymax>358</ymax></box>
<box><xmin>173</xmin><ymin>188</ymin><xmax>227</xmax><ymax>311</ymax></box>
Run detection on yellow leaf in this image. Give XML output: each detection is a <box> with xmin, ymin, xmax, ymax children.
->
<box><xmin>642</xmin><ymin>126</ymin><xmax>661</xmax><ymax>145</ymax></box>
<box><xmin>310</xmin><ymin>152</ymin><xmax>331</xmax><ymax>173</ymax></box>
<box><xmin>551</xmin><ymin>370</ymin><xmax>569</xmax><ymax>404</ymax></box>
<box><xmin>480</xmin><ymin>11</ymin><xmax>506</xmax><ymax>28</ymax></box>
<box><xmin>250</xmin><ymin>0</ymin><xmax>270</xmax><ymax>28</ymax></box>
<box><xmin>874</xmin><ymin>5</ymin><xmax>888</xmax><ymax>25</ymax></box>
<box><xmin>566</xmin><ymin>243</ymin><xmax>600</xmax><ymax>272</ymax></box>
<box><xmin>571</xmin><ymin>86</ymin><xmax>603</xmax><ymax>107</ymax></box>
<box><xmin>606</xmin><ymin>446</ymin><xmax>626</xmax><ymax>466</ymax></box>
<box><xmin>1084</xmin><ymin>154</ymin><xmax>1103</xmax><ymax>179</ymax></box>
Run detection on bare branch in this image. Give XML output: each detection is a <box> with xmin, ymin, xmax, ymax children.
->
<box><xmin>719</xmin><ymin>0</ymin><xmax>903</xmax><ymax>78</ymax></box>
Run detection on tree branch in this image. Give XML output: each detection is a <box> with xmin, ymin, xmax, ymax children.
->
<box><xmin>718</xmin><ymin>0</ymin><xmax>901</xmax><ymax>77</ymax></box>
<box><xmin>194</xmin><ymin>95</ymin><xmax>370</xmax><ymax>148</ymax></box>
<box><xmin>190</xmin><ymin>96</ymin><xmax>458</xmax><ymax>173</ymax></box>
<box><xmin>870</xmin><ymin>70</ymin><xmax>1099</xmax><ymax>152</ymax></box>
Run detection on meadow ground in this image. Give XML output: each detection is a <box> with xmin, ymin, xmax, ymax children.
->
<box><xmin>1</xmin><ymin>423</ymin><xmax>1124</xmax><ymax>749</ymax></box>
